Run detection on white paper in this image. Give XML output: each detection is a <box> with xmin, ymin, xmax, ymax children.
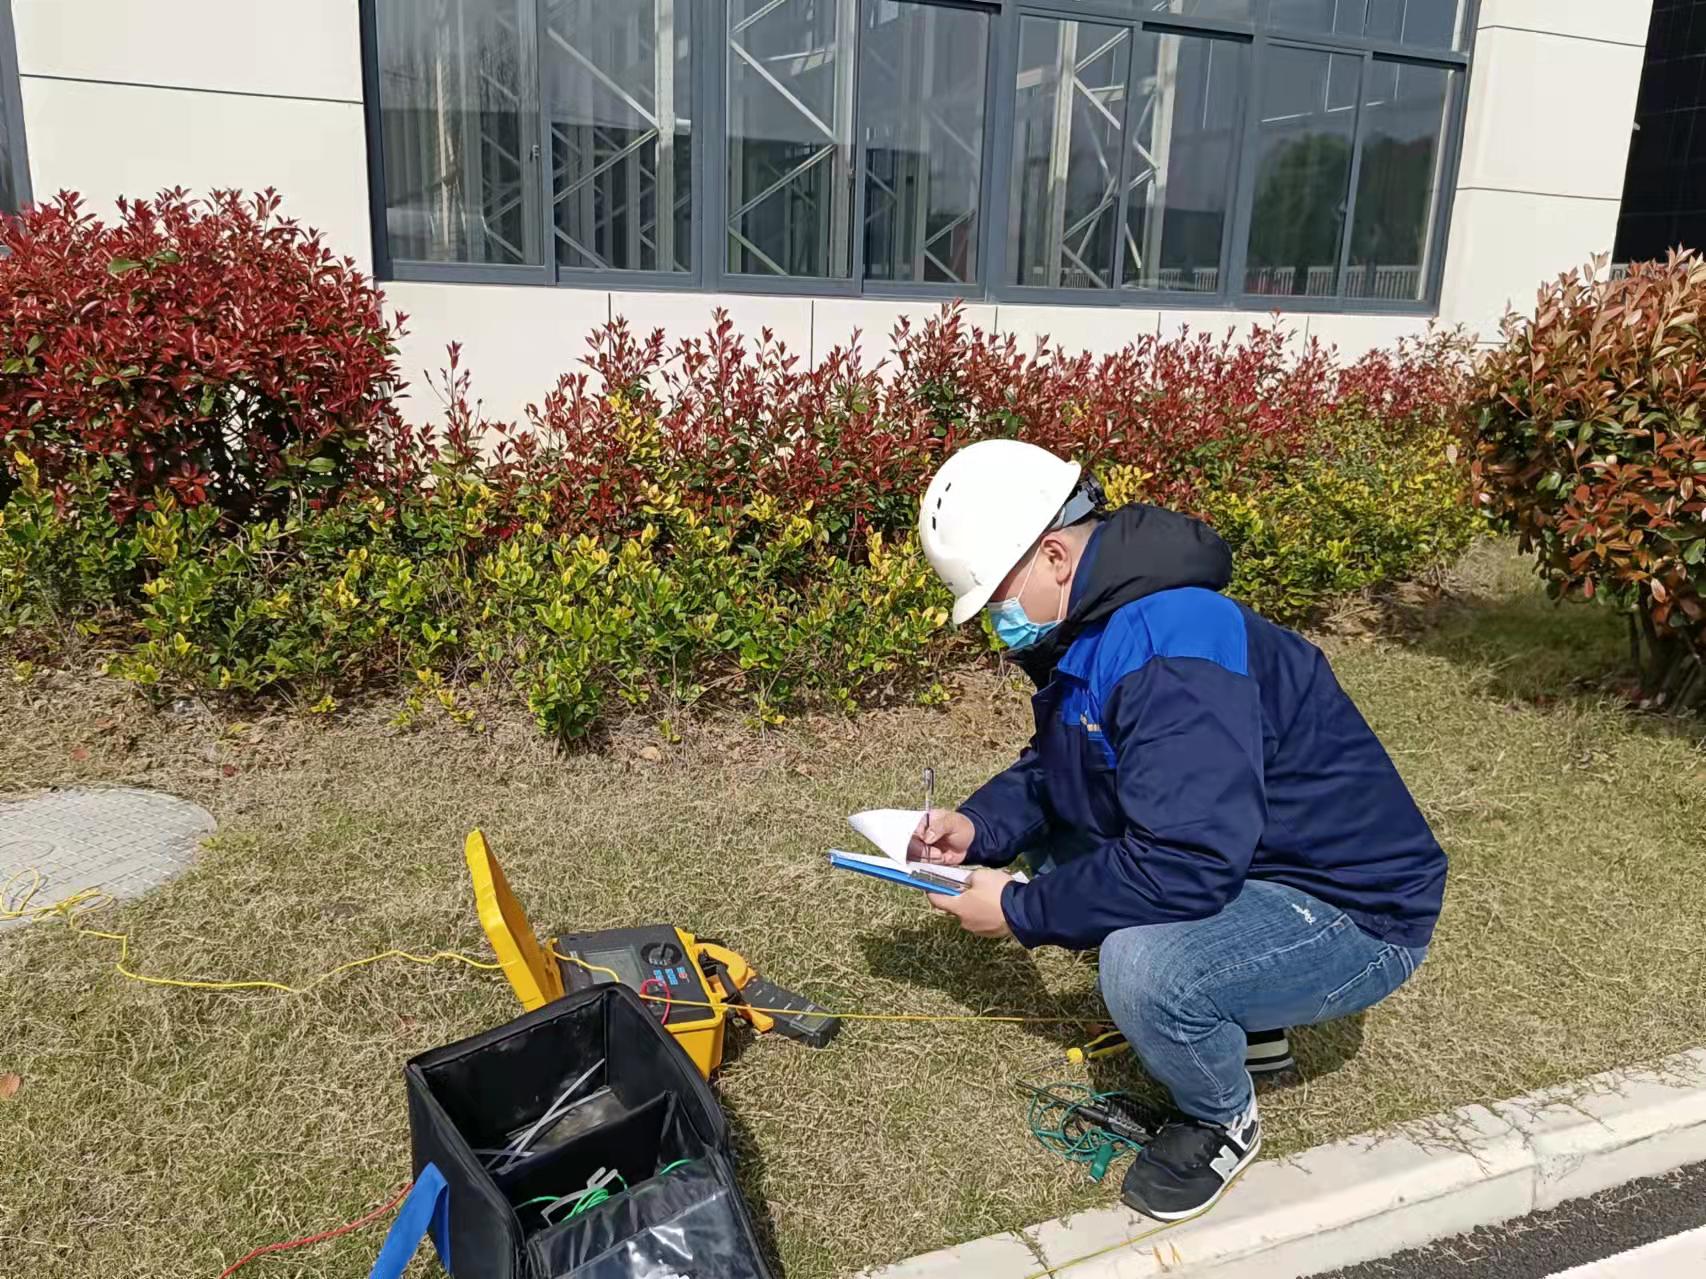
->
<box><xmin>847</xmin><ymin>808</ymin><xmax>925</xmax><ymax>867</ymax></box>
<box><xmin>840</xmin><ymin>809</ymin><xmax>1030</xmax><ymax>886</ymax></box>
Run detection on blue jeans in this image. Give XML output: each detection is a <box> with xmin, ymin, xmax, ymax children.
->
<box><xmin>1096</xmin><ymin>879</ymin><xmax>1427</xmax><ymax>1125</ymax></box>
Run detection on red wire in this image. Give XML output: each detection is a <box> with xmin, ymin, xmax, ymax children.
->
<box><xmin>639</xmin><ymin>977</ymin><xmax>672</xmax><ymax>1023</ymax></box>
<box><xmin>216</xmin><ymin>1181</ymin><xmax>412</xmax><ymax>1278</ymax></box>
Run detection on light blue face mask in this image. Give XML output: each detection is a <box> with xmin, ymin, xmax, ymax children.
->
<box><xmin>987</xmin><ymin>597</ymin><xmax>1059</xmax><ymax>652</ymax></box>
<box><xmin>986</xmin><ymin>551</ymin><xmax>1065</xmax><ymax>652</ymax></box>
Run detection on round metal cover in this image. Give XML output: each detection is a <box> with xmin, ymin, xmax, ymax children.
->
<box><xmin>0</xmin><ymin>787</ymin><xmax>215</xmax><ymax>930</ymax></box>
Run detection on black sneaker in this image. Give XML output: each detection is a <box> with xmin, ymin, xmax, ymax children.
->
<box><xmin>1245</xmin><ymin>1028</ymin><xmax>1294</xmax><ymax>1075</ymax></box>
<box><xmin>1121</xmin><ymin>1090</ymin><xmax>1261</xmax><ymax>1220</ymax></box>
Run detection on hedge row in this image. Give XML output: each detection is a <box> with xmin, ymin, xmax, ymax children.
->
<box><xmin>2</xmin><ymin>192</ymin><xmax>1479</xmax><ymax>738</ymax></box>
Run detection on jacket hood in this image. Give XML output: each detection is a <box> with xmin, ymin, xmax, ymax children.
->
<box><xmin>1013</xmin><ymin>503</ymin><xmax>1233</xmax><ymax>686</ymax></box>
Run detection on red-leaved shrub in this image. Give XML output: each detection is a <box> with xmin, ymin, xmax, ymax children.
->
<box><xmin>464</xmin><ymin>303</ymin><xmax>1469</xmax><ymax>551</ymax></box>
<box><xmin>0</xmin><ymin>190</ymin><xmax>412</xmax><ymax>521</ymax></box>
<box><xmin>1471</xmin><ymin>251</ymin><xmax>1706</xmax><ymax>702</ymax></box>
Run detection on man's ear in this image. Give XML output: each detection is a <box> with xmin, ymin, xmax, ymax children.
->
<box><xmin>1040</xmin><ymin>532</ymin><xmax>1075</xmax><ymax>584</ymax></box>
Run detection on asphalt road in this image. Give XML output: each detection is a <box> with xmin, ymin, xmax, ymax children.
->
<box><xmin>1317</xmin><ymin>1159</ymin><xmax>1706</xmax><ymax>1279</ymax></box>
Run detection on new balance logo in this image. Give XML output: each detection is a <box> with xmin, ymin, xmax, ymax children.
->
<box><xmin>1209</xmin><ymin>1143</ymin><xmax>1242</xmax><ymax>1180</ymax></box>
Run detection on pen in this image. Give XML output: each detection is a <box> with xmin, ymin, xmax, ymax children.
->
<box><xmin>923</xmin><ymin>766</ymin><xmax>935</xmax><ymax>822</ymax></box>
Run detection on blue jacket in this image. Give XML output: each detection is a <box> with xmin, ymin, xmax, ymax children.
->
<box><xmin>961</xmin><ymin>506</ymin><xmax>1447</xmax><ymax>952</ymax></box>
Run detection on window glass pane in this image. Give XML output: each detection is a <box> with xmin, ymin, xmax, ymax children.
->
<box><xmin>1243</xmin><ymin>46</ymin><xmax>1359</xmax><ymax>298</ymax></box>
<box><xmin>0</xmin><ymin>111</ymin><xmax>14</xmax><ymax>213</ymax></box>
<box><xmin>1346</xmin><ymin>61</ymin><xmax>1453</xmax><ymax>301</ymax></box>
<box><xmin>1268</xmin><ymin>0</ymin><xmax>1464</xmax><ymax>49</ymax></box>
<box><xmin>542</xmin><ymin>0</ymin><xmax>692</xmax><ymax>274</ymax></box>
<box><xmin>859</xmin><ymin>0</ymin><xmax>989</xmax><ymax>286</ymax></box>
<box><xmin>374</xmin><ymin>0</ymin><xmax>543</xmax><ymax>266</ymax></box>
<box><xmin>726</xmin><ymin>0</ymin><xmax>857</xmax><ymax>279</ymax></box>
<box><xmin>1010</xmin><ymin>17</ymin><xmax>1133</xmax><ymax>290</ymax></box>
<box><xmin>1141</xmin><ymin>0</ymin><xmax>1255</xmax><ymax>19</ymax></box>
<box><xmin>1121</xmin><ymin>33</ymin><xmax>1244</xmax><ymax>293</ymax></box>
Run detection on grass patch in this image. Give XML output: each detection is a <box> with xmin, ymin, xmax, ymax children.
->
<box><xmin>3</xmin><ymin>542</ymin><xmax>1705</xmax><ymax>1278</ymax></box>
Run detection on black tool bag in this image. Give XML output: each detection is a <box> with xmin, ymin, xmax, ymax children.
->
<box><xmin>405</xmin><ymin>984</ymin><xmax>775</xmax><ymax>1279</ymax></box>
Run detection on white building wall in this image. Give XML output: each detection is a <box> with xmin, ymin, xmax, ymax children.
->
<box><xmin>11</xmin><ymin>0</ymin><xmax>372</xmax><ymax>273</ymax></box>
<box><xmin>9</xmin><ymin>0</ymin><xmax>1654</xmax><ymax>421</ymax></box>
<box><xmin>1438</xmin><ymin>0</ymin><xmax>1650</xmax><ymax>342</ymax></box>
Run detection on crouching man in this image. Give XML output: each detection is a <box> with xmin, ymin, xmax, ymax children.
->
<box><xmin>911</xmin><ymin>441</ymin><xmax>1447</xmax><ymax>1219</ymax></box>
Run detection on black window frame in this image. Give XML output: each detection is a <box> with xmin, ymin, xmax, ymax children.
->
<box><xmin>0</xmin><ymin>0</ymin><xmax>31</xmax><ymax>214</ymax></box>
<box><xmin>359</xmin><ymin>0</ymin><xmax>1476</xmax><ymax>315</ymax></box>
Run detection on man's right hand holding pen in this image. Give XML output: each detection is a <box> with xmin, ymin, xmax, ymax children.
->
<box><xmin>909</xmin><ymin>809</ymin><xmax>974</xmax><ymax>865</ymax></box>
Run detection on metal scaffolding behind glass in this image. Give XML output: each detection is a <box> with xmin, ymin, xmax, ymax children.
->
<box><xmin>1120</xmin><ymin>32</ymin><xmax>1246</xmax><ymax>294</ymax></box>
<box><xmin>374</xmin><ymin>0</ymin><xmax>543</xmax><ymax>266</ymax></box>
<box><xmin>1009</xmin><ymin>16</ymin><xmax>1134</xmax><ymax>291</ymax></box>
<box><xmin>543</xmin><ymin>0</ymin><xmax>693</xmax><ymax>275</ymax></box>
<box><xmin>361</xmin><ymin>0</ymin><xmax>1475</xmax><ymax>312</ymax></box>
<box><xmin>858</xmin><ymin>1</ymin><xmax>990</xmax><ymax>287</ymax></box>
<box><xmin>725</xmin><ymin>0</ymin><xmax>859</xmax><ymax>279</ymax></box>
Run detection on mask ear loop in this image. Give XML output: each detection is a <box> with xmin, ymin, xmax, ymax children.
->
<box><xmin>993</xmin><ymin>544</ymin><xmax>1042</xmax><ymax>611</ymax></box>
<box><xmin>994</xmin><ymin>541</ymin><xmax>1072</xmax><ymax>624</ymax></box>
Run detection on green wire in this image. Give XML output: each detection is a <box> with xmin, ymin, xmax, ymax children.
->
<box><xmin>567</xmin><ymin>1187</ymin><xmax>610</xmax><ymax>1218</ymax></box>
<box><xmin>657</xmin><ymin>1159</ymin><xmax>694</xmax><ymax>1176</ymax></box>
<box><xmin>1025</xmin><ymin>1081</ymin><xmax>1145</xmax><ymax>1183</ymax></box>
<box><xmin>517</xmin><ymin>1170</ymin><xmax>631</xmax><ymax>1220</ymax></box>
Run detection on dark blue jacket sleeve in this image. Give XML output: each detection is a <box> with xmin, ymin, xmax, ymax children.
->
<box><xmin>958</xmin><ymin>744</ymin><xmax>1053</xmax><ymax>868</ymax></box>
<box><xmin>1001</xmin><ymin>657</ymin><xmax>1267</xmax><ymax>950</ymax></box>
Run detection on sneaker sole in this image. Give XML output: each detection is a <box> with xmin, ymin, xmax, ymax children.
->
<box><xmin>1246</xmin><ymin>1055</ymin><xmax>1295</xmax><ymax>1076</ymax></box>
<box><xmin>1124</xmin><ymin>1133</ymin><xmax>1263</xmax><ymax>1222</ymax></box>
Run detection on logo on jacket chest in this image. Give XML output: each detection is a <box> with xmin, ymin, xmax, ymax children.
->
<box><xmin>1050</xmin><ymin>684</ymin><xmax>1115</xmax><ymax>765</ymax></box>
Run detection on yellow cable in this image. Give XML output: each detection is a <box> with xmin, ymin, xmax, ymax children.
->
<box><xmin>552</xmin><ymin>948</ymin><xmax>1107</xmax><ymax>1026</ymax></box>
<box><xmin>3</xmin><ymin>868</ymin><xmax>502</xmax><ymax>995</ymax></box>
<box><xmin>7</xmin><ymin>870</ymin><xmax>1239</xmax><ymax>1279</ymax></box>
<box><xmin>550</xmin><ymin>947</ymin><xmax>625</xmax><ymax>986</ymax></box>
<box><xmin>1016</xmin><ymin>1164</ymin><xmax>1252</xmax><ymax>1278</ymax></box>
<box><xmin>6</xmin><ymin>868</ymin><xmax>1099</xmax><ymax>1022</ymax></box>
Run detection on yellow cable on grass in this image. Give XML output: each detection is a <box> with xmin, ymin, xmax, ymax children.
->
<box><xmin>551</xmin><ymin>949</ymin><xmax>1106</xmax><ymax>1026</ymax></box>
<box><xmin>3</xmin><ymin>868</ymin><xmax>1099</xmax><ymax>1023</ymax></box>
<box><xmin>6</xmin><ymin>870</ymin><xmax>1235</xmax><ymax>1279</ymax></box>
<box><xmin>2</xmin><ymin>868</ymin><xmax>503</xmax><ymax>995</ymax></box>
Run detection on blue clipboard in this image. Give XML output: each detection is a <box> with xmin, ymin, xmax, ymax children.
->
<box><xmin>828</xmin><ymin>850</ymin><xmax>965</xmax><ymax>895</ymax></box>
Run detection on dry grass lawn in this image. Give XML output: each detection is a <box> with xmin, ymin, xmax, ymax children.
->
<box><xmin>2</xmin><ymin>542</ymin><xmax>1705</xmax><ymax>1279</ymax></box>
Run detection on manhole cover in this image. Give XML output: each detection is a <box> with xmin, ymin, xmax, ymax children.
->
<box><xmin>0</xmin><ymin>788</ymin><xmax>214</xmax><ymax>930</ymax></box>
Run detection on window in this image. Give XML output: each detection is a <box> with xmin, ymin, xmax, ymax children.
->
<box><xmin>724</xmin><ymin>0</ymin><xmax>856</xmax><ymax>280</ymax></box>
<box><xmin>1269</xmin><ymin>0</ymin><xmax>1465</xmax><ymax>51</ymax></box>
<box><xmin>1244</xmin><ymin>46</ymin><xmax>1362</xmax><ymax>298</ymax></box>
<box><xmin>546</xmin><ymin>0</ymin><xmax>694</xmax><ymax>276</ymax></box>
<box><xmin>721</xmin><ymin>0</ymin><xmax>991</xmax><ymax>285</ymax></box>
<box><xmin>372</xmin><ymin>0</ymin><xmax>544</xmax><ymax>270</ymax></box>
<box><xmin>1</xmin><ymin>0</ymin><xmax>28</xmax><ymax>214</ymax></box>
<box><xmin>1010</xmin><ymin>16</ymin><xmax>1133</xmax><ymax>291</ymax></box>
<box><xmin>860</xmin><ymin>1</ymin><xmax>990</xmax><ymax>286</ymax></box>
<box><xmin>1244</xmin><ymin>48</ymin><xmax>1459</xmax><ymax>302</ymax></box>
<box><xmin>1122</xmin><ymin>32</ymin><xmax>1245</xmax><ymax>293</ymax></box>
<box><xmin>1009</xmin><ymin>20</ymin><xmax>1244</xmax><ymax>296</ymax></box>
<box><xmin>361</xmin><ymin>0</ymin><xmax>1473</xmax><ymax>311</ymax></box>
<box><xmin>1345</xmin><ymin>61</ymin><xmax>1454</xmax><ymax>301</ymax></box>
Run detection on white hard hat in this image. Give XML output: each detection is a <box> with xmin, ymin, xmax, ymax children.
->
<box><xmin>919</xmin><ymin>440</ymin><xmax>1083</xmax><ymax>626</ymax></box>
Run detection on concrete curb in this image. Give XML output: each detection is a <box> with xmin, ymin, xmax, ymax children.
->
<box><xmin>863</xmin><ymin>1048</ymin><xmax>1706</xmax><ymax>1279</ymax></box>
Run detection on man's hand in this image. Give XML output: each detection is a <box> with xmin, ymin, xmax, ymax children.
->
<box><xmin>909</xmin><ymin>809</ymin><xmax>974</xmax><ymax>865</ymax></box>
<box><xmin>927</xmin><ymin>869</ymin><xmax>1014</xmax><ymax>939</ymax></box>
